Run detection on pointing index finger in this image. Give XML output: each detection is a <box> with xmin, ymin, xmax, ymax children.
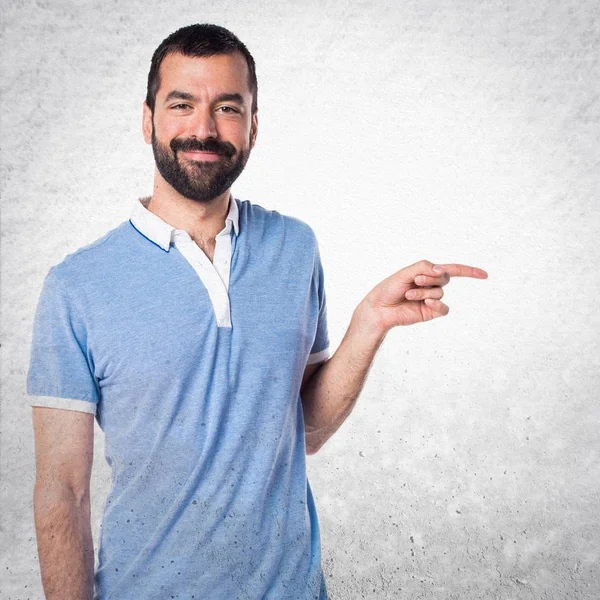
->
<box><xmin>434</xmin><ymin>264</ymin><xmax>488</xmax><ymax>279</ymax></box>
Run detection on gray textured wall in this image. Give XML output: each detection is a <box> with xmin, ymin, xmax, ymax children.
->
<box><xmin>1</xmin><ymin>1</ymin><xmax>599</xmax><ymax>598</ymax></box>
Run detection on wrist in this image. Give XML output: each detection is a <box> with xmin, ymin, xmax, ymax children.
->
<box><xmin>351</xmin><ymin>300</ymin><xmax>388</xmax><ymax>348</ymax></box>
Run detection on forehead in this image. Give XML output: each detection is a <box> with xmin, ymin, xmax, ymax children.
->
<box><xmin>156</xmin><ymin>52</ymin><xmax>251</xmax><ymax>99</ymax></box>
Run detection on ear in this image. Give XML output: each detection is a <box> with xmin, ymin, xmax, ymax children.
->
<box><xmin>250</xmin><ymin>111</ymin><xmax>258</xmax><ymax>149</ymax></box>
<box><xmin>142</xmin><ymin>102</ymin><xmax>153</xmax><ymax>145</ymax></box>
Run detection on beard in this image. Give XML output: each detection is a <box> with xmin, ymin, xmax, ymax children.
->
<box><xmin>151</xmin><ymin>129</ymin><xmax>251</xmax><ymax>203</ymax></box>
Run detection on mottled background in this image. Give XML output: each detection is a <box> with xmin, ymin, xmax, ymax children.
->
<box><xmin>1</xmin><ymin>0</ymin><xmax>599</xmax><ymax>598</ymax></box>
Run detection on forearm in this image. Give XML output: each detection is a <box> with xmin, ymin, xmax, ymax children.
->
<box><xmin>34</xmin><ymin>484</ymin><xmax>94</xmax><ymax>600</ymax></box>
<box><xmin>302</xmin><ymin>301</ymin><xmax>386</xmax><ymax>454</ymax></box>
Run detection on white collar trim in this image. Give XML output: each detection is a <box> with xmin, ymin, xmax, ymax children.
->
<box><xmin>130</xmin><ymin>195</ymin><xmax>240</xmax><ymax>252</ymax></box>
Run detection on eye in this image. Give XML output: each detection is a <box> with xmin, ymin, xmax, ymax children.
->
<box><xmin>216</xmin><ymin>106</ymin><xmax>240</xmax><ymax>114</ymax></box>
<box><xmin>171</xmin><ymin>103</ymin><xmax>192</xmax><ymax>111</ymax></box>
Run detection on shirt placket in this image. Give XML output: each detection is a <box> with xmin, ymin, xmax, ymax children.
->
<box><xmin>173</xmin><ymin>225</ymin><xmax>233</xmax><ymax>328</ymax></box>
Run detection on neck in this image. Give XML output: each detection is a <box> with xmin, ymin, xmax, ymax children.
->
<box><xmin>146</xmin><ymin>170</ymin><xmax>231</xmax><ymax>242</ymax></box>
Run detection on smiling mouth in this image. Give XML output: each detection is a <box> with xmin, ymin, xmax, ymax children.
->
<box><xmin>180</xmin><ymin>150</ymin><xmax>223</xmax><ymax>162</ymax></box>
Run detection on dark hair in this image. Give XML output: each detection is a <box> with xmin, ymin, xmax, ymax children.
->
<box><xmin>146</xmin><ymin>24</ymin><xmax>258</xmax><ymax>114</ymax></box>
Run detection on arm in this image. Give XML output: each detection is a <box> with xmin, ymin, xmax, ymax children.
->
<box><xmin>301</xmin><ymin>303</ymin><xmax>386</xmax><ymax>455</ymax></box>
<box><xmin>301</xmin><ymin>260</ymin><xmax>488</xmax><ymax>454</ymax></box>
<box><xmin>33</xmin><ymin>406</ymin><xmax>95</xmax><ymax>600</ymax></box>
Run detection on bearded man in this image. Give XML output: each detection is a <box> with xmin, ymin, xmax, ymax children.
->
<box><xmin>28</xmin><ymin>23</ymin><xmax>487</xmax><ymax>600</ymax></box>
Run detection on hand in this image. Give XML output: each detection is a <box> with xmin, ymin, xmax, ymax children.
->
<box><xmin>358</xmin><ymin>259</ymin><xmax>488</xmax><ymax>334</ymax></box>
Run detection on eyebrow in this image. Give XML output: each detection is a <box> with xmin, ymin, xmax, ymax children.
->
<box><xmin>163</xmin><ymin>90</ymin><xmax>246</xmax><ymax>106</ymax></box>
<box><xmin>164</xmin><ymin>90</ymin><xmax>197</xmax><ymax>103</ymax></box>
<box><xmin>214</xmin><ymin>92</ymin><xmax>245</xmax><ymax>105</ymax></box>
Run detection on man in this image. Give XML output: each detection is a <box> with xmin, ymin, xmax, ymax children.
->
<box><xmin>28</xmin><ymin>24</ymin><xmax>487</xmax><ymax>600</ymax></box>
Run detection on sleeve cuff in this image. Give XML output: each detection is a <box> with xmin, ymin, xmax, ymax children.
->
<box><xmin>30</xmin><ymin>396</ymin><xmax>97</xmax><ymax>415</ymax></box>
<box><xmin>306</xmin><ymin>347</ymin><xmax>330</xmax><ymax>365</ymax></box>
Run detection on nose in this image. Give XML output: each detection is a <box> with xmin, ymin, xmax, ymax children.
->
<box><xmin>190</xmin><ymin>107</ymin><xmax>218</xmax><ymax>140</ymax></box>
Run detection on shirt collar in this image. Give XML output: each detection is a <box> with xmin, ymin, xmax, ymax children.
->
<box><xmin>130</xmin><ymin>195</ymin><xmax>240</xmax><ymax>252</ymax></box>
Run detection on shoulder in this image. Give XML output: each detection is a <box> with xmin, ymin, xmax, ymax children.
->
<box><xmin>47</xmin><ymin>221</ymin><xmax>131</xmax><ymax>287</ymax></box>
<box><xmin>236</xmin><ymin>198</ymin><xmax>318</xmax><ymax>249</ymax></box>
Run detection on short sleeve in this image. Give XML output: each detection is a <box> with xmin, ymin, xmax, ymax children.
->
<box><xmin>306</xmin><ymin>239</ymin><xmax>330</xmax><ymax>365</ymax></box>
<box><xmin>27</xmin><ymin>269</ymin><xmax>99</xmax><ymax>414</ymax></box>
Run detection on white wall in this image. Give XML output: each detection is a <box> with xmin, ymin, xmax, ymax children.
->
<box><xmin>2</xmin><ymin>1</ymin><xmax>599</xmax><ymax>598</ymax></box>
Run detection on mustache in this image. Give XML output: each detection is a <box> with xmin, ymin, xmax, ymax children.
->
<box><xmin>170</xmin><ymin>137</ymin><xmax>236</xmax><ymax>158</ymax></box>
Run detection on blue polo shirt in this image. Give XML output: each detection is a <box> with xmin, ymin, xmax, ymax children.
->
<box><xmin>27</xmin><ymin>197</ymin><xmax>330</xmax><ymax>600</ymax></box>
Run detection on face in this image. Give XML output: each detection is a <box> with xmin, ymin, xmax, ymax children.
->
<box><xmin>143</xmin><ymin>51</ymin><xmax>258</xmax><ymax>203</ymax></box>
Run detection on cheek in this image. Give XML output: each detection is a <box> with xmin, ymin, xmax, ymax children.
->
<box><xmin>154</xmin><ymin>116</ymin><xmax>185</xmax><ymax>142</ymax></box>
<box><xmin>218</xmin><ymin>118</ymin><xmax>252</xmax><ymax>142</ymax></box>
<box><xmin>234</xmin><ymin>124</ymin><xmax>254</xmax><ymax>148</ymax></box>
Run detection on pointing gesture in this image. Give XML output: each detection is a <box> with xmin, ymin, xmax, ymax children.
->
<box><xmin>360</xmin><ymin>259</ymin><xmax>488</xmax><ymax>333</ymax></box>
